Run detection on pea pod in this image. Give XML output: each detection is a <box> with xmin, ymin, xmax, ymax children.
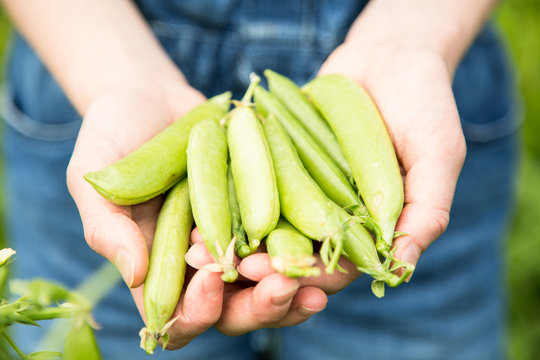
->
<box><xmin>84</xmin><ymin>92</ymin><xmax>231</xmax><ymax>205</ymax></box>
<box><xmin>228</xmin><ymin>167</ymin><xmax>250</xmax><ymax>258</ymax></box>
<box><xmin>264</xmin><ymin>69</ymin><xmax>352</xmax><ymax>179</ymax></box>
<box><xmin>187</xmin><ymin>119</ymin><xmax>237</xmax><ymax>282</ymax></box>
<box><xmin>266</xmin><ymin>218</ymin><xmax>320</xmax><ymax>278</ymax></box>
<box><xmin>140</xmin><ymin>178</ymin><xmax>192</xmax><ymax>354</ymax></box>
<box><xmin>63</xmin><ymin>321</ymin><xmax>102</xmax><ymax>360</ymax></box>
<box><xmin>263</xmin><ymin>114</ymin><xmax>409</xmax><ymax>296</ymax></box>
<box><xmin>254</xmin><ymin>86</ymin><xmax>367</xmax><ymax>215</ymax></box>
<box><xmin>227</xmin><ymin>77</ymin><xmax>279</xmax><ymax>252</ymax></box>
<box><xmin>303</xmin><ymin>75</ymin><xmax>403</xmax><ymax>254</ymax></box>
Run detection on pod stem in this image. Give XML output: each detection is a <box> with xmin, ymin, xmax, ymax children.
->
<box><xmin>248</xmin><ymin>238</ymin><xmax>260</xmax><ymax>253</ymax></box>
<box><xmin>203</xmin><ymin>238</ymin><xmax>239</xmax><ymax>283</ymax></box>
<box><xmin>347</xmin><ymin>214</ymin><xmax>389</xmax><ymax>257</ymax></box>
<box><xmin>139</xmin><ymin>315</ymin><xmax>178</xmax><ymax>354</ymax></box>
<box><xmin>219</xmin><ymin>238</ymin><xmax>239</xmax><ymax>283</ymax></box>
<box><xmin>139</xmin><ymin>328</ymin><xmax>158</xmax><ymax>355</ymax></box>
<box><xmin>234</xmin><ymin>234</ymin><xmax>251</xmax><ymax>259</ymax></box>
<box><xmin>344</xmin><ymin>203</ymin><xmax>369</xmax><ymax>218</ymax></box>
<box><xmin>320</xmin><ymin>230</ymin><xmax>346</xmax><ymax>274</ymax></box>
<box><xmin>240</xmin><ymin>73</ymin><xmax>261</xmax><ymax>105</ymax></box>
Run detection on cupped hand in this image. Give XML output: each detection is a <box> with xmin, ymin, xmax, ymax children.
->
<box><xmin>318</xmin><ymin>41</ymin><xmax>466</xmax><ymax>271</ymax></box>
<box><xmin>66</xmin><ymin>87</ymin><xmax>230</xmax><ymax>350</ymax></box>
<box><xmin>66</xmin><ymin>87</ymin><xmax>327</xmax><ymax>350</ymax></box>
<box><xmin>185</xmin><ymin>229</ymin><xmax>328</xmax><ymax>338</ymax></box>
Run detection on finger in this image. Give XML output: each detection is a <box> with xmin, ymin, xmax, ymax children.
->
<box><xmin>236</xmin><ymin>253</ymin><xmax>276</xmax><ymax>281</ymax></box>
<box><xmin>74</xmin><ymin>195</ymin><xmax>149</xmax><ymax>288</ymax></box>
<box><xmin>185</xmin><ymin>243</ymin><xmax>214</xmax><ymax>269</ymax></box>
<box><xmin>166</xmin><ymin>269</ymin><xmax>224</xmax><ymax>350</ymax></box>
<box><xmin>393</xmin><ymin>147</ymin><xmax>465</xmax><ymax>270</ymax></box>
<box><xmin>216</xmin><ymin>273</ymin><xmax>299</xmax><ymax>336</ymax></box>
<box><xmin>190</xmin><ymin>227</ymin><xmax>204</xmax><ymax>245</ymax></box>
<box><xmin>299</xmin><ymin>257</ymin><xmax>361</xmax><ymax>295</ymax></box>
<box><xmin>272</xmin><ymin>286</ymin><xmax>327</xmax><ymax>328</ymax></box>
<box><xmin>188</xmin><ymin>228</ymin><xmax>242</xmax><ymax>272</ymax></box>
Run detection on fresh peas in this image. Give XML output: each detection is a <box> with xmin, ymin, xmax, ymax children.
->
<box><xmin>262</xmin><ymin>113</ymin><xmax>407</xmax><ymax>296</ymax></box>
<box><xmin>63</xmin><ymin>321</ymin><xmax>102</xmax><ymax>360</ymax></box>
<box><xmin>262</xmin><ymin>113</ymin><xmax>338</xmax><ymax>241</ymax></box>
<box><xmin>140</xmin><ymin>178</ymin><xmax>192</xmax><ymax>354</ymax></box>
<box><xmin>264</xmin><ymin>69</ymin><xmax>352</xmax><ymax>179</ymax></box>
<box><xmin>84</xmin><ymin>92</ymin><xmax>231</xmax><ymax>205</ymax></box>
<box><xmin>228</xmin><ymin>167</ymin><xmax>251</xmax><ymax>258</ymax></box>
<box><xmin>303</xmin><ymin>75</ymin><xmax>404</xmax><ymax>255</ymax></box>
<box><xmin>227</xmin><ymin>76</ymin><xmax>280</xmax><ymax>253</ymax></box>
<box><xmin>254</xmin><ymin>86</ymin><xmax>367</xmax><ymax>215</ymax></box>
<box><xmin>266</xmin><ymin>218</ymin><xmax>320</xmax><ymax>278</ymax></box>
<box><xmin>187</xmin><ymin>119</ymin><xmax>238</xmax><ymax>283</ymax></box>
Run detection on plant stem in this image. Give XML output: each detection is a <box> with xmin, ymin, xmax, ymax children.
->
<box><xmin>1</xmin><ymin>330</ymin><xmax>27</xmax><ymax>359</ymax></box>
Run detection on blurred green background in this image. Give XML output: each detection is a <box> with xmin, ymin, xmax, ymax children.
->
<box><xmin>0</xmin><ymin>1</ymin><xmax>538</xmax><ymax>359</ymax></box>
<box><xmin>496</xmin><ymin>1</ymin><xmax>540</xmax><ymax>359</ymax></box>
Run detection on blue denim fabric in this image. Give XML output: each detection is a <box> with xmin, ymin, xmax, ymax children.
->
<box><xmin>1</xmin><ymin>0</ymin><xmax>519</xmax><ymax>359</ymax></box>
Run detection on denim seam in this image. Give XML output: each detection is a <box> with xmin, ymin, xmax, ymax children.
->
<box><xmin>0</xmin><ymin>84</ymin><xmax>82</xmax><ymax>142</ymax></box>
<box><xmin>460</xmin><ymin>99</ymin><xmax>524</xmax><ymax>143</ymax></box>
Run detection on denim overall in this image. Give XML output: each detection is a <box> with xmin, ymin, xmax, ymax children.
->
<box><xmin>1</xmin><ymin>1</ymin><xmax>520</xmax><ymax>359</ymax></box>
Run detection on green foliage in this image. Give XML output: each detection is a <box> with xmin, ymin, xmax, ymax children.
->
<box><xmin>507</xmin><ymin>155</ymin><xmax>540</xmax><ymax>360</ymax></box>
<box><xmin>0</xmin><ymin>251</ymin><xmax>104</xmax><ymax>359</ymax></box>
<box><xmin>496</xmin><ymin>1</ymin><xmax>540</xmax><ymax>359</ymax></box>
<box><xmin>0</xmin><ymin>9</ymin><xmax>11</xmax><ymax>251</ymax></box>
<box><xmin>496</xmin><ymin>0</ymin><xmax>540</xmax><ymax>159</ymax></box>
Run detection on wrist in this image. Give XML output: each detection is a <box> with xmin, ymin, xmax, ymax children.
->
<box><xmin>342</xmin><ymin>0</ymin><xmax>497</xmax><ymax>77</ymax></box>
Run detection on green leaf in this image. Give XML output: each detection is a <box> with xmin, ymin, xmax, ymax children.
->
<box><xmin>27</xmin><ymin>351</ymin><xmax>63</xmax><ymax>359</ymax></box>
<box><xmin>371</xmin><ymin>280</ymin><xmax>385</xmax><ymax>298</ymax></box>
<box><xmin>10</xmin><ymin>279</ymin><xmax>71</xmax><ymax>306</ymax></box>
<box><xmin>63</xmin><ymin>322</ymin><xmax>102</xmax><ymax>360</ymax></box>
<box><xmin>37</xmin><ymin>262</ymin><xmax>120</xmax><ymax>352</ymax></box>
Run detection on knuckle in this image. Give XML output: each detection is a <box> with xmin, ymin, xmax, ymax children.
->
<box><xmin>429</xmin><ymin>207</ymin><xmax>451</xmax><ymax>242</ymax></box>
<box><xmin>82</xmin><ymin>215</ymin><xmax>105</xmax><ymax>255</ymax></box>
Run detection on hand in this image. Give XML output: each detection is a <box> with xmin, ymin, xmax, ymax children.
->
<box><xmin>185</xmin><ymin>229</ymin><xmax>328</xmax><ymax>339</ymax></box>
<box><xmin>66</xmin><ymin>87</ymin><xmax>327</xmax><ymax>350</ymax></box>
<box><xmin>318</xmin><ymin>40</ymin><xmax>466</xmax><ymax>271</ymax></box>
<box><xmin>66</xmin><ymin>86</ymin><xmax>227</xmax><ymax>350</ymax></box>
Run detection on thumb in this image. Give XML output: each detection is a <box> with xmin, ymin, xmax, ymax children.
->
<box><xmin>393</xmin><ymin>147</ymin><xmax>465</xmax><ymax>271</ymax></box>
<box><xmin>81</xmin><ymin>205</ymin><xmax>149</xmax><ymax>288</ymax></box>
<box><xmin>67</xmin><ymin>168</ymin><xmax>150</xmax><ymax>288</ymax></box>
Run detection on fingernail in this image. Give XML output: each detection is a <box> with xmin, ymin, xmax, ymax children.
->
<box><xmin>402</xmin><ymin>243</ymin><xmax>421</xmax><ymax>266</ymax></box>
<box><xmin>114</xmin><ymin>249</ymin><xmax>134</xmax><ymax>287</ymax></box>
<box><xmin>202</xmin><ymin>270</ymin><xmax>223</xmax><ymax>298</ymax></box>
<box><xmin>271</xmin><ymin>284</ymin><xmax>299</xmax><ymax>306</ymax></box>
<box><xmin>401</xmin><ymin>243</ymin><xmax>421</xmax><ymax>283</ymax></box>
<box><xmin>298</xmin><ymin>305</ymin><xmax>323</xmax><ymax>317</ymax></box>
<box><xmin>184</xmin><ymin>246</ymin><xmax>199</xmax><ymax>269</ymax></box>
<box><xmin>236</xmin><ymin>264</ymin><xmax>257</xmax><ymax>281</ymax></box>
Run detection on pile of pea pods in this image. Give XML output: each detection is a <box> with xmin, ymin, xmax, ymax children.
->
<box><xmin>84</xmin><ymin>70</ymin><xmax>415</xmax><ymax>354</ymax></box>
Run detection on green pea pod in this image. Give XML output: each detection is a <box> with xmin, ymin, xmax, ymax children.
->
<box><xmin>263</xmin><ymin>114</ymin><xmax>408</xmax><ymax>296</ymax></box>
<box><xmin>227</xmin><ymin>101</ymin><xmax>279</xmax><ymax>251</ymax></box>
<box><xmin>303</xmin><ymin>75</ymin><xmax>403</xmax><ymax>254</ymax></box>
<box><xmin>254</xmin><ymin>86</ymin><xmax>366</xmax><ymax>215</ymax></box>
<box><xmin>187</xmin><ymin>119</ymin><xmax>238</xmax><ymax>283</ymax></box>
<box><xmin>84</xmin><ymin>92</ymin><xmax>231</xmax><ymax>205</ymax></box>
<box><xmin>140</xmin><ymin>178</ymin><xmax>192</xmax><ymax>354</ymax></box>
<box><xmin>266</xmin><ymin>218</ymin><xmax>320</xmax><ymax>278</ymax></box>
<box><xmin>264</xmin><ymin>69</ymin><xmax>352</xmax><ymax>179</ymax></box>
<box><xmin>63</xmin><ymin>321</ymin><xmax>102</xmax><ymax>360</ymax></box>
<box><xmin>228</xmin><ymin>167</ymin><xmax>250</xmax><ymax>258</ymax></box>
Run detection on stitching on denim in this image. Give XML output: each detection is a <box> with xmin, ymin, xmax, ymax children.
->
<box><xmin>461</xmin><ymin>101</ymin><xmax>523</xmax><ymax>142</ymax></box>
<box><xmin>0</xmin><ymin>84</ymin><xmax>81</xmax><ymax>142</ymax></box>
